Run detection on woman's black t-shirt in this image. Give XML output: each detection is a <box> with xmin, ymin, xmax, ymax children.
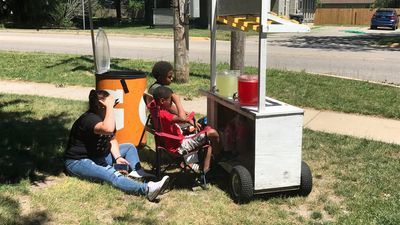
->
<box><xmin>65</xmin><ymin>112</ymin><xmax>114</xmax><ymax>160</ymax></box>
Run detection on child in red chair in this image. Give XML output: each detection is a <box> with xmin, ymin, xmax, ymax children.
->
<box><xmin>151</xmin><ymin>86</ymin><xmax>220</xmax><ymax>182</ymax></box>
<box><xmin>148</xmin><ymin>61</ymin><xmax>202</xmax><ymax>135</ymax></box>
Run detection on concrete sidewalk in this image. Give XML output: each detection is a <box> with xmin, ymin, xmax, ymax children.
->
<box><xmin>1</xmin><ymin>80</ymin><xmax>399</xmax><ymax>145</ymax></box>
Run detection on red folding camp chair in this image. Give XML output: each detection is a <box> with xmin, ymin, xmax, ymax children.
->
<box><xmin>145</xmin><ymin>100</ymin><xmax>210</xmax><ymax>188</ymax></box>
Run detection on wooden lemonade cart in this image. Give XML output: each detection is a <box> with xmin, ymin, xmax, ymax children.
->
<box><xmin>202</xmin><ymin>0</ymin><xmax>312</xmax><ymax>202</ymax></box>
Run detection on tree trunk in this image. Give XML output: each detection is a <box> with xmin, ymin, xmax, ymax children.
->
<box><xmin>114</xmin><ymin>0</ymin><xmax>121</xmax><ymax>20</ymax></box>
<box><xmin>173</xmin><ymin>0</ymin><xmax>189</xmax><ymax>83</ymax></box>
<box><xmin>230</xmin><ymin>30</ymin><xmax>246</xmax><ymax>74</ymax></box>
<box><xmin>144</xmin><ymin>0</ymin><xmax>153</xmax><ymax>27</ymax></box>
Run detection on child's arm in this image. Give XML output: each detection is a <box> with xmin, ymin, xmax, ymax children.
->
<box><xmin>171</xmin><ymin>112</ymin><xmax>194</xmax><ymax>125</ymax></box>
<box><xmin>172</xmin><ymin>93</ymin><xmax>187</xmax><ymax>119</ymax></box>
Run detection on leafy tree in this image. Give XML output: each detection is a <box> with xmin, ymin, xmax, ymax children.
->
<box><xmin>98</xmin><ymin>0</ymin><xmax>122</xmax><ymax>19</ymax></box>
<box><xmin>49</xmin><ymin>0</ymin><xmax>81</xmax><ymax>28</ymax></box>
<box><xmin>4</xmin><ymin>0</ymin><xmax>82</xmax><ymax>28</ymax></box>
<box><xmin>373</xmin><ymin>0</ymin><xmax>400</xmax><ymax>8</ymax></box>
<box><xmin>7</xmin><ymin>0</ymin><xmax>55</xmax><ymax>27</ymax></box>
<box><xmin>0</xmin><ymin>0</ymin><xmax>11</xmax><ymax>20</ymax></box>
<box><xmin>97</xmin><ymin>0</ymin><xmax>145</xmax><ymax>21</ymax></box>
<box><xmin>127</xmin><ymin>0</ymin><xmax>144</xmax><ymax>20</ymax></box>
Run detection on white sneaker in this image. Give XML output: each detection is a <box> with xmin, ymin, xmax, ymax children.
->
<box><xmin>147</xmin><ymin>175</ymin><xmax>170</xmax><ymax>202</ymax></box>
<box><xmin>128</xmin><ymin>169</ymin><xmax>156</xmax><ymax>178</ymax></box>
<box><xmin>191</xmin><ymin>163</ymin><xmax>200</xmax><ymax>173</ymax></box>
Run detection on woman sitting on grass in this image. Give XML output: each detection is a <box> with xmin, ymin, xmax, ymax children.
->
<box><xmin>64</xmin><ymin>89</ymin><xmax>169</xmax><ymax>202</ymax></box>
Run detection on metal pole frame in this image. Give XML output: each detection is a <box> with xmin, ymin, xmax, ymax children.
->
<box><xmin>82</xmin><ymin>0</ymin><xmax>85</xmax><ymax>30</ymax></box>
<box><xmin>210</xmin><ymin>0</ymin><xmax>217</xmax><ymax>92</ymax></box>
<box><xmin>87</xmin><ymin>0</ymin><xmax>97</xmax><ymax>73</ymax></box>
<box><xmin>257</xmin><ymin>0</ymin><xmax>270</xmax><ymax>112</ymax></box>
<box><xmin>185</xmin><ymin>0</ymin><xmax>190</xmax><ymax>50</ymax></box>
<box><xmin>209</xmin><ymin>0</ymin><xmax>270</xmax><ymax>112</ymax></box>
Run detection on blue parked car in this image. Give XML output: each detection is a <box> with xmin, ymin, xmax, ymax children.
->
<box><xmin>371</xmin><ymin>8</ymin><xmax>399</xmax><ymax>30</ymax></box>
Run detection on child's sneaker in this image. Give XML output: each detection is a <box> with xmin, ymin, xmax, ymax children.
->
<box><xmin>129</xmin><ymin>168</ymin><xmax>156</xmax><ymax>179</ymax></box>
<box><xmin>147</xmin><ymin>175</ymin><xmax>170</xmax><ymax>202</ymax></box>
<box><xmin>191</xmin><ymin>163</ymin><xmax>200</xmax><ymax>173</ymax></box>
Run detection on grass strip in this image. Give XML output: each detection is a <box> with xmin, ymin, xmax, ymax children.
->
<box><xmin>0</xmin><ymin>26</ymin><xmax>251</xmax><ymax>41</ymax></box>
<box><xmin>375</xmin><ymin>36</ymin><xmax>400</xmax><ymax>46</ymax></box>
<box><xmin>0</xmin><ymin>51</ymin><xmax>399</xmax><ymax>119</ymax></box>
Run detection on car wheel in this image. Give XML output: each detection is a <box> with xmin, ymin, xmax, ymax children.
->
<box><xmin>370</xmin><ymin>25</ymin><xmax>376</xmax><ymax>30</ymax></box>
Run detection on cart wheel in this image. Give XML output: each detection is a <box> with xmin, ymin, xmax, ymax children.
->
<box><xmin>298</xmin><ymin>161</ymin><xmax>312</xmax><ymax>196</ymax></box>
<box><xmin>230</xmin><ymin>165</ymin><xmax>253</xmax><ymax>203</ymax></box>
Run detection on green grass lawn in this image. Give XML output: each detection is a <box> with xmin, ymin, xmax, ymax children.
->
<box><xmin>0</xmin><ymin>26</ymin><xmax>252</xmax><ymax>41</ymax></box>
<box><xmin>0</xmin><ymin>94</ymin><xmax>399</xmax><ymax>224</ymax></box>
<box><xmin>374</xmin><ymin>36</ymin><xmax>400</xmax><ymax>46</ymax></box>
<box><xmin>101</xmin><ymin>25</ymin><xmax>242</xmax><ymax>41</ymax></box>
<box><xmin>0</xmin><ymin>51</ymin><xmax>399</xmax><ymax>119</ymax></box>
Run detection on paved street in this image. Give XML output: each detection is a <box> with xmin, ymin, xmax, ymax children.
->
<box><xmin>0</xmin><ymin>27</ymin><xmax>399</xmax><ymax>84</ymax></box>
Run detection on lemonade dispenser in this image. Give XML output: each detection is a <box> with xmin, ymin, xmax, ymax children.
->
<box><xmin>216</xmin><ymin>70</ymin><xmax>240</xmax><ymax>99</ymax></box>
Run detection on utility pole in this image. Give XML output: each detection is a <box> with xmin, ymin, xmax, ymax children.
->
<box><xmin>88</xmin><ymin>0</ymin><xmax>97</xmax><ymax>72</ymax></box>
<box><xmin>82</xmin><ymin>0</ymin><xmax>85</xmax><ymax>30</ymax></box>
<box><xmin>173</xmin><ymin>0</ymin><xmax>189</xmax><ymax>83</ymax></box>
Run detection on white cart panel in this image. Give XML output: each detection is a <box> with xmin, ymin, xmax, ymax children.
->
<box><xmin>254</xmin><ymin>113</ymin><xmax>303</xmax><ymax>190</ymax></box>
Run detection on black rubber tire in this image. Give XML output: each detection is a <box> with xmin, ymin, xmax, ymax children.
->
<box><xmin>370</xmin><ymin>25</ymin><xmax>376</xmax><ymax>30</ymax></box>
<box><xmin>230</xmin><ymin>165</ymin><xmax>253</xmax><ymax>203</ymax></box>
<box><xmin>298</xmin><ymin>161</ymin><xmax>313</xmax><ymax>196</ymax></box>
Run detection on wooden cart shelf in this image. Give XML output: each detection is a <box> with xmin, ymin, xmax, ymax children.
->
<box><xmin>217</xmin><ymin>13</ymin><xmax>309</xmax><ymax>33</ymax></box>
<box><xmin>217</xmin><ymin>15</ymin><xmax>261</xmax><ymax>32</ymax></box>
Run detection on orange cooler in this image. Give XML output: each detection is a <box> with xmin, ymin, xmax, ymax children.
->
<box><xmin>96</xmin><ymin>70</ymin><xmax>147</xmax><ymax>146</ymax></box>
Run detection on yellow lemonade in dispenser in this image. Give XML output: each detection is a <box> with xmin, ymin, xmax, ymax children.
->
<box><xmin>216</xmin><ymin>70</ymin><xmax>239</xmax><ymax>98</ymax></box>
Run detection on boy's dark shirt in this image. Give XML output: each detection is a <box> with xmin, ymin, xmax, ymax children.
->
<box><xmin>148</xmin><ymin>82</ymin><xmax>162</xmax><ymax>96</ymax></box>
<box><xmin>65</xmin><ymin>112</ymin><xmax>114</xmax><ymax>160</ymax></box>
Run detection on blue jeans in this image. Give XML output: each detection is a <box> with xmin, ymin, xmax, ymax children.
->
<box><xmin>65</xmin><ymin>143</ymin><xmax>148</xmax><ymax>195</ymax></box>
<box><xmin>105</xmin><ymin>143</ymin><xmax>143</xmax><ymax>170</ymax></box>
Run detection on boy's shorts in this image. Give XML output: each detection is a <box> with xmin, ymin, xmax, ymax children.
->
<box><xmin>177</xmin><ymin>133</ymin><xmax>208</xmax><ymax>155</ymax></box>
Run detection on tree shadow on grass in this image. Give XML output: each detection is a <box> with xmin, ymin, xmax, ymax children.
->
<box><xmin>0</xmin><ymin>195</ymin><xmax>49</xmax><ymax>225</ymax></box>
<box><xmin>45</xmin><ymin>55</ymin><xmax>138</xmax><ymax>73</ymax></box>
<box><xmin>189</xmin><ymin>72</ymin><xmax>210</xmax><ymax>80</ymax></box>
<box><xmin>44</xmin><ymin>55</ymin><xmax>94</xmax><ymax>73</ymax></box>
<box><xmin>113</xmin><ymin>215</ymin><xmax>160</xmax><ymax>225</ymax></box>
<box><xmin>0</xmin><ymin>97</ymin><xmax>71</xmax><ymax>184</ymax></box>
<box><xmin>269</xmin><ymin>33</ymin><xmax>400</xmax><ymax>52</ymax></box>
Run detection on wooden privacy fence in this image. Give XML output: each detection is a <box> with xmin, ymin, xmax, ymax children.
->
<box><xmin>314</xmin><ymin>8</ymin><xmax>400</xmax><ymax>25</ymax></box>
